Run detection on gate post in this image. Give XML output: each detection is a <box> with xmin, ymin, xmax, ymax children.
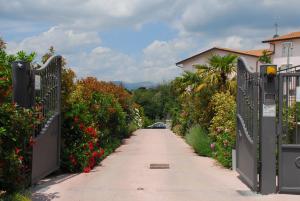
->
<box><xmin>11</xmin><ymin>61</ymin><xmax>35</xmax><ymax>108</ymax></box>
<box><xmin>259</xmin><ymin>65</ymin><xmax>277</xmax><ymax>194</ymax></box>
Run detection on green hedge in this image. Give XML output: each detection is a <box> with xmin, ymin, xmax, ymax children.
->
<box><xmin>185</xmin><ymin>125</ymin><xmax>212</xmax><ymax>157</ymax></box>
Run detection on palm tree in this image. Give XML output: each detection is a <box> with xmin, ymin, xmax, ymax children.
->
<box><xmin>172</xmin><ymin>71</ymin><xmax>202</xmax><ymax>97</ymax></box>
<box><xmin>193</xmin><ymin>54</ymin><xmax>237</xmax><ymax>93</ymax></box>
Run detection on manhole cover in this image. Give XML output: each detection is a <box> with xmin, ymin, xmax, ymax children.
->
<box><xmin>149</xmin><ymin>163</ymin><xmax>170</xmax><ymax>169</ymax></box>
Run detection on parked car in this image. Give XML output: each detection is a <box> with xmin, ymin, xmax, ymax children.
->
<box><xmin>147</xmin><ymin>122</ymin><xmax>166</xmax><ymax>129</ymax></box>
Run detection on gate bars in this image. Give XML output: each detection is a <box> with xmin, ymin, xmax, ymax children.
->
<box><xmin>237</xmin><ymin>58</ymin><xmax>300</xmax><ymax>195</ymax></box>
<box><xmin>236</xmin><ymin>58</ymin><xmax>259</xmax><ymax>192</ymax></box>
<box><xmin>277</xmin><ymin>72</ymin><xmax>300</xmax><ymax>194</ymax></box>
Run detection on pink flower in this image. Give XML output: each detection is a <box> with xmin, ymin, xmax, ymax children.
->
<box><xmin>210</xmin><ymin>143</ymin><xmax>215</xmax><ymax>150</ymax></box>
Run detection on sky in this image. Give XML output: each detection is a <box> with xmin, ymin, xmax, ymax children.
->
<box><xmin>1</xmin><ymin>0</ymin><xmax>300</xmax><ymax>83</ymax></box>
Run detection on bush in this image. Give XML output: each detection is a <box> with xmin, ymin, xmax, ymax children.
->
<box><xmin>0</xmin><ymin>104</ymin><xmax>36</xmax><ymax>192</ymax></box>
<box><xmin>185</xmin><ymin>125</ymin><xmax>212</xmax><ymax>157</ymax></box>
<box><xmin>0</xmin><ymin>191</ymin><xmax>31</xmax><ymax>201</ymax></box>
<box><xmin>209</xmin><ymin>92</ymin><xmax>236</xmax><ymax>141</ymax></box>
<box><xmin>61</xmin><ymin>77</ymin><xmax>141</xmax><ymax>173</ymax></box>
<box><xmin>212</xmin><ymin>131</ymin><xmax>235</xmax><ymax>168</ymax></box>
<box><xmin>172</xmin><ymin>124</ymin><xmax>182</xmax><ymax>136</ymax></box>
<box><xmin>61</xmin><ymin>101</ymin><xmax>104</xmax><ymax>173</ymax></box>
<box><xmin>209</xmin><ymin>92</ymin><xmax>236</xmax><ymax>168</ymax></box>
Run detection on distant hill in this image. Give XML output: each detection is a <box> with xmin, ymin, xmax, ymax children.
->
<box><xmin>112</xmin><ymin>81</ymin><xmax>157</xmax><ymax>90</ymax></box>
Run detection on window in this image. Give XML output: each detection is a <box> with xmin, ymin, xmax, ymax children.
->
<box><xmin>282</xmin><ymin>42</ymin><xmax>293</xmax><ymax>57</ymax></box>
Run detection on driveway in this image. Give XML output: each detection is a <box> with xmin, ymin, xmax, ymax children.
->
<box><xmin>32</xmin><ymin>129</ymin><xmax>299</xmax><ymax>201</ymax></box>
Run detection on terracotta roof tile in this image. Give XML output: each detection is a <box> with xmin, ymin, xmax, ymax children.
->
<box><xmin>262</xmin><ymin>31</ymin><xmax>300</xmax><ymax>43</ymax></box>
<box><xmin>176</xmin><ymin>47</ymin><xmax>270</xmax><ymax>65</ymax></box>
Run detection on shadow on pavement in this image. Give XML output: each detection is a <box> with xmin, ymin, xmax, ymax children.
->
<box><xmin>31</xmin><ymin>173</ymin><xmax>79</xmax><ymax>200</ymax></box>
<box><xmin>32</xmin><ymin>192</ymin><xmax>60</xmax><ymax>201</ymax></box>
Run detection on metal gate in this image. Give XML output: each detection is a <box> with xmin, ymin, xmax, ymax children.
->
<box><xmin>31</xmin><ymin>55</ymin><xmax>62</xmax><ymax>183</ymax></box>
<box><xmin>12</xmin><ymin>56</ymin><xmax>62</xmax><ymax>184</ymax></box>
<box><xmin>236</xmin><ymin>57</ymin><xmax>259</xmax><ymax>191</ymax></box>
<box><xmin>277</xmin><ymin>71</ymin><xmax>300</xmax><ymax>194</ymax></box>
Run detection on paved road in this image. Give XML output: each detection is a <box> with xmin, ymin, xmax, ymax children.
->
<box><xmin>32</xmin><ymin>129</ymin><xmax>299</xmax><ymax>201</ymax></box>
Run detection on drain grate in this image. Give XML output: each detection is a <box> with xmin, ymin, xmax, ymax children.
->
<box><xmin>149</xmin><ymin>163</ymin><xmax>170</xmax><ymax>169</ymax></box>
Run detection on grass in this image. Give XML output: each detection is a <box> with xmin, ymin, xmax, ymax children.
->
<box><xmin>0</xmin><ymin>191</ymin><xmax>31</xmax><ymax>201</ymax></box>
<box><xmin>185</xmin><ymin>125</ymin><xmax>212</xmax><ymax>157</ymax></box>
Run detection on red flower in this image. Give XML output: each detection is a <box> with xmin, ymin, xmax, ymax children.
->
<box><xmin>15</xmin><ymin>148</ymin><xmax>21</xmax><ymax>155</ymax></box>
<box><xmin>89</xmin><ymin>157</ymin><xmax>95</xmax><ymax>168</ymax></box>
<box><xmin>74</xmin><ymin>116</ymin><xmax>79</xmax><ymax>123</ymax></box>
<box><xmin>19</xmin><ymin>156</ymin><xmax>24</xmax><ymax>161</ymax></box>
<box><xmin>85</xmin><ymin>127</ymin><xmax>97</xmax><ymax>137</ymax></box>
<box><xmin>88</xmin><ymin>141</ymin><xmax>94</xmax><ymax>151</ymax></box>
<box><xmin>83</xmin><ymin>167</ymin><xmax>91</xmax><ymax>173</ymax></box>
<box><xmin>69</xmin><ymin>155</ymin><xmax>77</xmax><ymax>166</ymax></box>
<box><xmin>100</xmin><ymin>148</ymin><xmax>104</xmax><ymax>156</ymax></box>
<box><xmin>92</xmin><ymin>151</ymin><xmax>98</xmax><ymax>158</ymax></box>
<box><xmin>29</xmin><ymin>136</ymin><xmax>37</xmax><ymax>147</ymax></box>
<box><xmin>79</xmin><ymin>123</ymin><xmax>85</xmax><ymax>130</ymax></box>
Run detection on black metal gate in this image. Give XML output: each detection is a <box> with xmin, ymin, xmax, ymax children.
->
<box><xmin>236</xmin><ymin>58</ymin><xmax>259</xmax><ymax>191</ymax></box>
<box><xmin>277</xmin><ymin>71</ymin><xmax>300</xmax><ymax>194</ymax></box>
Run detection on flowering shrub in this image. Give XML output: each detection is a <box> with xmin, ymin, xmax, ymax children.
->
<box><xmin>77</xmin><ymin>77</ymin><xmax>133</xmax><ymax>111</ymax></box>
<box><xmin>209</xmin><ymin>92</ymin><xmax>236</xmax><ymax>168</ymax></box>
<box><xmin>0</xmin><ymin>44</ymin><xmax>142</xmax><ymax>195</ymax></box>
<box><xmin>212</xmin><ymin>131</ymin><xmax>235</xmax><ymax>167</ymax></box>
<box><xmin>61</xmin><ymin>101</ymin><xmax>101</xmax><ymax>172</ymax></box>
<box><xmin>0</xmin><ymin>103</ymin><xmax>36</xmax><ymax>192</ymax></box>
<box><xmin>131</xmin><ymin>107</ymin><xmax>143</xmax><ymax>129</ymax></box>
<box><xmin>0</xmin><ymin>48</ymin><xmax>13</xmax><ymax>103</ymax></box>
<box><xmin>0</xmin><ymin>42</ymin><xmax>38</xmax><ymax>192</ymax></box>
<box><xmin>61</xmin><ymin>76</ymin><xmax>141</xmax><ymax>172</ymax></box>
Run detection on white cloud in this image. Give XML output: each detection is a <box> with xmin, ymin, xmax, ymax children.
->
<box><xmin>70</xmin><ymin>38</ymin><xmax>186</xmax><ymax>83</ymax></box>
<box><xmin>3</xmin><ymin>0</ymin><xmax>300</xmax><ymax>83</ymax></box>
<box><xmin>7</xmin><ymin>26</ymin><xmax>101</xmax><ymax>55</ymax></box>
<box><xmin>6</xmin><ymin>25</ymin><xmax>187</xmax><ymax>83</ymax></box>
<box><xmin>209</xmin><ymin>36</ymin><xmax>243</xmax><ymax>50</ymax></box>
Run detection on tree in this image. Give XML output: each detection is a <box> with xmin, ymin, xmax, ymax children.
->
<box><xmin>258</xmin><ymin>50</ymin><xmax>272</xmax><ymax>64</ymax></box>
<box><xmin>0</xmin><ymin>37</ymin><xmax>6</xmax><ymax>50</ymax></box>
<box><xmin>193</xmin><ymin>54</ymin><xmax>237</xmax><ymax>93</ymax></box>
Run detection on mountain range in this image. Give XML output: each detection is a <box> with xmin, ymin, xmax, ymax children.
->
<box><xmin>112</xmin><ymin>81</ymin><xmax>157</xmax><ymax>90</ymax></box>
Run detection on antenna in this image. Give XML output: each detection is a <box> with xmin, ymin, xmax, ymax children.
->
<box><xmin>273</xmin><ymin>16</ymin><xmax>280</xmax><ymax>38</ymax></box>
<box><xmin>273</xmin><ymin>22</ymin><xmax>279</xmax><ymax>38</ymax></box>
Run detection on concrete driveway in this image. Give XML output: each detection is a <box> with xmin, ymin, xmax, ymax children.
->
<box><xmin>32</xmin><ymin>129</ymin><xmax>299</xmax><ymax>201</ymax></box>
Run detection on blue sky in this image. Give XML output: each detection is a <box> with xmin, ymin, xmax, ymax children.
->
<box><xmin>1</xmin><ymin>0</ymin><xmax>300</xmax><ymax>83</ymax></box>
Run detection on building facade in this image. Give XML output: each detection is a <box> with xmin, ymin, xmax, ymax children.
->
<box><xmin>176</xmin><ymin>47</ymin><xmax>265</xmax><ymax>72</ymax></box>
<box><xmin>263</xmin><ymin>32</ymin><xmax>300</xmax><ymax>70</ymax></box>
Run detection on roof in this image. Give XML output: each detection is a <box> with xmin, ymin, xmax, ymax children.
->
<box><xmin>262</xmin><ymin>31</ymin><xmax>300</xmax><ymax>43</ymax></box>
<box><xmin>176</xmin><ymin>47</ymin><xmax>269</xmax><ymax>65</ymax></box>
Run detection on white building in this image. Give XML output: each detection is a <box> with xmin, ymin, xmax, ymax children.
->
<box><xmin>263</xmin><ymin>31</ymin><xmax>300</xmax><ymax>70</ymax></box>
<box><xmin>176</xmin><ymin>47</ymin><xmax>266</xmax><ymax>72</ymax></box>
